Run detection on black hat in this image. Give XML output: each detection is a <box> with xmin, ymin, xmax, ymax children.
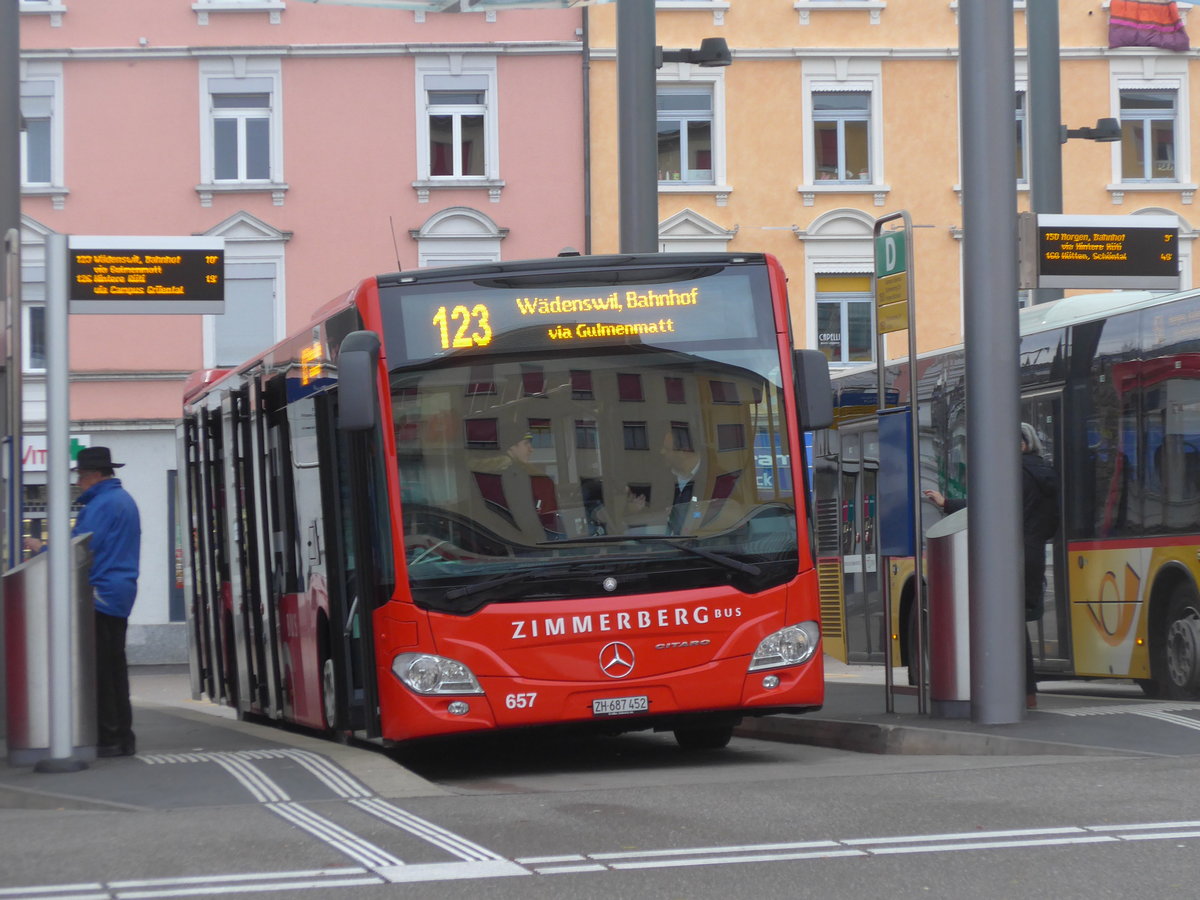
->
<box><xmin>73</xmin><ymin>446</ymin><xmax>125</xmax><ymax>471</ymax></box>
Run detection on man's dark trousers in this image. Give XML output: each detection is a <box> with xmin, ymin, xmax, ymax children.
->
<box><xmin>94</xmin><ymin>610</ymin><xmax>134</xmax><ymax>752</ymax></box>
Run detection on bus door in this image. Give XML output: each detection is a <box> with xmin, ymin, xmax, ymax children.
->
<box><xmin>223</xmin><ymin>384</ymin><xmax>275</xmax><ymax>714</ymax></box>
<box><xmin>1021</xmin><ymin>392</ymin><xmax>1070</xmax><ymax>673</ymax></box>
<box><xmin>219</xmin><ymin>392</ymin><xmax>254</xmax><ymax>711</ymax></box>
<box><xmin>322</xmin><ymin>391</ymin><xmax>385</xmax><ymax>740</ymax></box>
<box><xmin>839</xmin><ymin>422</ymin><xmax>883</xmax><ymax>663</ymax></box>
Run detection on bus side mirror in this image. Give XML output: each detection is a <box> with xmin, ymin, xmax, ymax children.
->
<box><xmin>793</xmin><ymin>348</ymin><xmax>833</xmax><ymax>431</ymax></box>
<box><xmin>337</xmin><ymin>330</ymin><xmax>382</xmax><ymax>432</ymax></box>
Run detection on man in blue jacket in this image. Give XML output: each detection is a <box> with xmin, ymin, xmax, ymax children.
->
<box><xmin>27</xmin><ymin>446</ymin><xmax>142</xmax><ymax>757</ymax></box>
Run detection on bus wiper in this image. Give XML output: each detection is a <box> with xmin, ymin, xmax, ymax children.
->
<box><xmin>442</xmin><ymin>565</ymin><xmax>576</xmax><ymax>603</ymax></box>
<box><xmin>538</xmin><ymin>535</ymin><xmax>761</xmax><ymax>577</ymax></box>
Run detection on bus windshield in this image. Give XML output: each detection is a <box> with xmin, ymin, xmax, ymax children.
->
<box><xmin>390</xmin><ymin>345</ymin><xmax>798</xmax><ymax>613</ymax></box>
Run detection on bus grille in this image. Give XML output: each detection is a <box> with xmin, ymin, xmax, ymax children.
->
<box><xmin>817</xmin><ymin>558</ymin><xmax>844</xmax><ymax>639</ymax></box>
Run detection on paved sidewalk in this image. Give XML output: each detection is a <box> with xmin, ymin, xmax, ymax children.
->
<box><xmin>737</xmin><ymin>656</ymin><xmax>1200</xmax><ymax>757</ymax></box>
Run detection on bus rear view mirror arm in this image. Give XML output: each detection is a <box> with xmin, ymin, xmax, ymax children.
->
<box><xmin>338</xmin><ymin>330</ymin><xmax>382</xmax><ymax>432</ymax></box>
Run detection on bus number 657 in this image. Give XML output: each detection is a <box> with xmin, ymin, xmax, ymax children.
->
<box><xmin>505</xmin><ymin>692</ymin><xmax>537</xmax><ymax>709</ymax></box>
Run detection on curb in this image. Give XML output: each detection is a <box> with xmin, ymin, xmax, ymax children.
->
<box><xmin>734</xmin><ymin>714</ymin><xmax>1152</xmax><ymax>757</ymax></box>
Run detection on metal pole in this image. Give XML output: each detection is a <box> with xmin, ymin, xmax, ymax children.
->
<box><xmin>1027</xmin><ymin>0</ymin><xmax>1064</xmax><ymax>305</ymax></box>
<box><xmin>36</xmin><ymin>233</ymin><xmax>85</xmax><ymax>771</ymax></box>
<box><xmin>616</xmin><ymin>0</ymin><xmax>658</xmax><ymax>253</ymax></box>
<box><xmin>958</xmin><ymin>0</ymin><xmax>1025</xmax><ymax>725</ymax></box>
<box><xmin>1</xmin><ymin>0</ymin><xmax>22</xmax><ymax>571</ymax></box>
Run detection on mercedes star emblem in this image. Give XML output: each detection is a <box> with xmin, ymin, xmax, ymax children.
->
<box><xmin>599</xmin><ymin>641</ymin><xmax>635</xmax><ymax>679</ymax></box>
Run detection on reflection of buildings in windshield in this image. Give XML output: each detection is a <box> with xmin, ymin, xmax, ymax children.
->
<box><xmin>391</xmin><ymin>350</ymin><xmax>796</xmax><ymax>557</ymax></box>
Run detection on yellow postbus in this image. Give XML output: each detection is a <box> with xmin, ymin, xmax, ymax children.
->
<box><xmin>814</xmin><ymin>288</ymin><xmax>1200</xmax><ymax>699</ymax></box>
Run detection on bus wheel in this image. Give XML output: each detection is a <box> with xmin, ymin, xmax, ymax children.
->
<box><xmin>321</xmin><ymin>656</ymin><xmax>338</xmax><ymax>732</ymax></box>
<box><xmin>1160</xmin><ymin>585</ymin><xmax>1200</xmax><ymax>700</ymax></box>
<box><xmin>673</xmin><ymin>725</ymin><xmax>734</xmax><ymax>751</ymax></box>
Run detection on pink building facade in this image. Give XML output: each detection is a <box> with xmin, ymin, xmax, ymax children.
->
<box><xmin>18</xmin><ymin>0</ymin><xmax>587</xmax><ymax>660</ymax></box>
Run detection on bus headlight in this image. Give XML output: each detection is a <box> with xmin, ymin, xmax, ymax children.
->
<box><xmin>392</xmin><ymin>653</ymin><xmax>484</xmax><ymax>695</ymax></box>
<box><xmin>748</xmin><ymin>621</ymin><xmax>820</xmax><ymax>672</ymax></box>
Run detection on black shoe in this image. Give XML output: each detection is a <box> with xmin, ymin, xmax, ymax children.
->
<box><xmin>97</xmin><ymin>742</ymin><xmax>136</xmax><ymax>758</ymax></box>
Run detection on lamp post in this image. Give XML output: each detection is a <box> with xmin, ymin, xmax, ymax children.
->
<box><xmin>617</xmin><ymin>0</ymin><xmax>729</xmax><ymax>253</ymax></box>
<box><xmin>1027</xmin><ymin>0</ymin><xmax>1121</xmax><ymax>304</ymax></box>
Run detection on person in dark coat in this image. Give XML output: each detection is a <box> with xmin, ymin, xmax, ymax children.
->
<box><xmin>923</xmin><ymin>423</ymin><xmax>1059</xmax><ymax>709</ymax></box>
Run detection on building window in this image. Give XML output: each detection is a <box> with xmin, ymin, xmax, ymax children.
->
<box><xmin>571</xmin><ymin>370</ymin><xmax>594</xmax><ymax>400</ymax></box>
<box><xmin>19</xmin><ymin>86</ymin><xmax>52</xmax><ymax>185</ymax></box>
<box><xmin>669</xmin><ymin>421</ymin><xmax>693</xmax><ymax>453</ymax></box>
<box><xmin>623</xmin><ymin>422</ymin><xmax>649</xmax><ymax>451</ymax></box>
<box><xmin>465</xmin><ymin>418</ymin><xmax>500</xmax><ymax>450</ymax></box>
<box><xmin>813</xmin><ymin>91</ymin><xmax>871</xmax><ymax>183</ymax></box>
<box><xmin>1015</xmin><ymin>89</ymin><xmax>1028</xmax><ymax>185</ymax></box>
<box><xmin>617</xmin><ymin>373</ymin><xmax>644</xmax><ymax>402</ymax></box>
<box><xmin>212</xmin><ymin>92</ymin><xmax>272</xmax><ymax>181</ymax></box>
<box><xmin>19</xmin><ymin>65</ymin><xmax>63</xmax><ymax>195</ymax></box>
<box><xmin>23</xmin><ymin>305</ymin><xmax>46</xmax><ymax>373</ymax></box>
<box><xmin>199</xmin><ymin>60</ymin><xmax>283</xmax><ymax>194</ymax></box>
<box><xmin>664</xmin><ymin>376</ymin><xmax>685</xmax><ymax>403</ymax></box>
<box><xmin>815</xmin><ymin>275</ymin><xmax>874</xmax><ymax>365</ymax></box>
<box><xmin>1120</xmin><ymin>89</ymin><xmax>1178</xmax><ymax>182</ymax></box>
<box><xmin>415</xmin><ymin>57</ymin><xmax>499</xmax><ymax>186</ymax></box>
<box><xmin>429</xmin><ymin>90</ymin><xmax>485</xmax><ymax>178</ymax></box>
<box><xmin>575</xmin><ymin>419</ymin><xmax>598</xmax><ymax>450</ymax></box>
<box><xmin>202</xmin><ymin>211</ymin><xmax>289</xmax><ymax>369</ymax></box>
<box><xmin>657</xmin><ymin>87</ymin><xmax>713</xmax><ymax>184</ymax></box>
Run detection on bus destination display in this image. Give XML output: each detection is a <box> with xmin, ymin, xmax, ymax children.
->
<box><xmin>68</xmin><ymin>235</ymin><xmax>225</xmax><ymax>314</ymax></box>
<box><xmin>1022</xmin><ymin>214</ymin><xmax>1180</xmax><ymax>290</ymax></box>
<box><xmin>387</xmin><ymin>268</ymin><xmax>769</xmax><ymax>364</ymax></box>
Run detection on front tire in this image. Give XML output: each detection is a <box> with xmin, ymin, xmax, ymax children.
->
<box><xmin>673</xmin><ymin>725</ymin><xmax>734</xmax><ymax>750</ymax></box>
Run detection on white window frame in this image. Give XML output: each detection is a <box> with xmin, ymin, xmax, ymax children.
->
<box><xmin>795</xmin><ymin>1</ymin><xmax>886</xmax><ymax>26</ymax></box>
<box><xmin>23</xmin><ymin>305</ymin><xmax>46</xmax><ymax>374</ymax></box>
<box><xmin>200</xmin><ymin>212</ymin><xmax>289</xmax><ymax>370</ymax></box>
<box><xmin>410</xmin><ymin>206</ymin><xmax>507</xmax><ymax>269</ymax></box>
<box><xmin>800</xmin><ymin>60</ymin><xmax>888</xmax><ymax>207</ymax></box>
<box><xmin>413</xmin><ymin>56</ymin><xmax>502</xmax><ymax>201</ymax></box>
<box><xmin>192</xmin><ymin>0</ymin><xmax>285</xmax><ymax>26</ymax></box>
<box><xmin>19</xmin><ymin>0</ymin><xmax>66</xmax><ymax>27</ymax></box>
<box><xmin>19</xmin><ymin>62</ymin><xmax>65</xmax><ymax>205</ymax></box>
<box><xmin>1118</xmin><ymin>86</ymin><xmax>1180</xmax><ymax>183</ymax></box>
<box><xmin>1107</xmin><ymin>57</ymin><xmax>1196</xmax><ymax>205</ymax></box>
<box><xmin>656</xmin><ymin>63</ymin><xmax>730</xmax><ymax>204</ymax></box>
<box><xmin>197</xmin><ymin>58</ymin><xmax>287</xmax><ymax>206</ymax></box>
<box><xmin>793</xmin><ymin>208</ymin><xmax>879</xmax><ymax>365</ymax></box>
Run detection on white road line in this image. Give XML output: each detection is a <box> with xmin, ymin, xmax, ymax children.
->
<box><xmin>350</xmin><ymin>797</ymin><xmax>504</xmax><ymax>862</ymax></box>
<box><xmin>280</xmin><ymin>750</ymin><xmax>373</xmax><ymax>799</ymax></box>
<box><xmin>210</xmin><ymin>755</ymin><xmax>289</xmax><ymax>804</ymax></box>
<box><xmin>1133</xmin><ymin>709</ymin><xmax>1200</xmax><ymax>731</ymax></box>
<box><xmin>1043</xmin><ymin>701</ymin><xmax>1200</xmax><ymax>717</ymax></box>
<box><xmin>11</xmin><ymin>817</ymin><xmax>1200</xmax><ymax>899</ymax></box>
<box><xmin>113</xmin><ymin>875</ymin><xmax>384</xmax><ymax>899</ymax></box>
<box><xmin>267</xmin><ymin>802</ymin><xmax>405</xmax><ymax>869</ymax></box>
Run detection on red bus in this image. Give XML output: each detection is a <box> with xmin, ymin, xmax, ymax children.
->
<box><xmin>179</xmin><ymin>252</ymin><xmax>833</xmax><ymax>748</ymax></box>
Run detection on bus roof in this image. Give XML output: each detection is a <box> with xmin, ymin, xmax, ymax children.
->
<box><xmin>1016</xmin><ymin>288</ymin><xmax>1183</xmax><ymax>334</ymax></box>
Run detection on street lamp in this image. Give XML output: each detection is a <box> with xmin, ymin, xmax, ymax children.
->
<box><xmin>657</xmin><ymin>37</ymin><xmax>732</xmax><ymax>68</ymax></box>
<box><xmin>1062</xmin><ymin>117</ymin><xmax>1122</xmax><ymax>143</ymax></box>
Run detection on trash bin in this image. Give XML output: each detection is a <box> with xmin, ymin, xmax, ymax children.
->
<box><xmin>926</xmin><ymin>508</ymin><xmax>969</xmax><ymax>718</ymax></box>
<box><xmin>4</xmin><ymin>535</ymin><xmax>96</xmax><ymax>766</ymax></box>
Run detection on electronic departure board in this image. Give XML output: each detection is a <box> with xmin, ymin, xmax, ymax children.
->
<box><xmin>382</xmin><ymin>264</ymin><xmax>775</xmax><ymax>365</ymax></box>
<box><xmin>1020</xmin><ymin>214</ymin><xmax>1180</xmax><ymax>291</ymax></box>
<box><xmin>68</xmin><ymin>235</ymin><xmax>225</xmax><ymax>314</ymax></box>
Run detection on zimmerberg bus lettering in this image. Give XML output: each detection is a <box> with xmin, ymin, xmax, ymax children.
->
<box><xmin>510</xmin><ymin>604</ymin><xmax>744</xmax><ymax>639</ymax></box>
